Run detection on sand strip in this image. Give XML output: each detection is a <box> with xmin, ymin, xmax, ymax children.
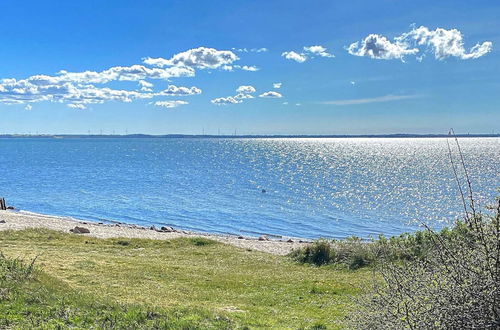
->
<box><xmin>0</xmin><ymin>210</ymin><xmax>309</xmax><ymax>255</ymax></box>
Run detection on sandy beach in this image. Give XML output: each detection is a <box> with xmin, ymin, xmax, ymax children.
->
<box><xmin>0</xmin><ymin>210</ymin><xmax>309</xmax><ymax>255</ymax></box>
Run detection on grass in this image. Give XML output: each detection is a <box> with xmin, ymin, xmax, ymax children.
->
<box><xmin>0</xmin><ymin>228</ymin><xmax>370</xmax><ymax>328</ymax></box>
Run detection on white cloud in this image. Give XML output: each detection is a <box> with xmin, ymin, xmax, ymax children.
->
<box><xmin>234</xmin><ymin>93</ymin><xmax>254</xmax><ymax>100</ymax></box>
<box><xmin>153</xmin><ymin>100</ymin><xmax>188</xmax><ymax>108</ymax></box>
<box><xmin>138</xmin><ymin>80</ymin><xmax>153</xmax><ymax>92</ymax></box>
<box><xmin>0</xmin><ymin>47</ymin><xmax>243</xmax><ymax>108</ymax></box>
<box><xmin>282</xmin><ymin>46</ymin><xmax>334</xmax><ymax>63</ymax></box>
<box><xmin>25</xmin><ymin>104</ymin><xmax>32</xmax><ymax>110</ymax></box>
<box><xmin>157</xmin><ymin>85</ymin><xmax>201</xmax><ymax>96</ymax></box>
<box><xmin>232</xmin><ymin>47</ymin><xmax>268</xmax><ymax>53</ymax></box>
<box><xmin>64</xmin><ymin>86</ymin><xmax>153</xmax><ymax>104</ymax></box>
<box><xmin>211</xmin><ymin>96</ymin><xmax>242</xmax><ymax>105</ymax></box>
<box><xmin>347</xmin><ymin>34</ymin><xmax>418</xmax><ymax>60</ymax></box>
<box><xmin>213</xmin><ymin>85</ymin><xmax>256</xmax><ymax>105</ymax></box>
<box><xmin>303</xmin><ymin>45</ymin><xmax>334</xmax><ymax>58</ymax></box>
<box><xmin>319</xmin><ymin>94</ymin><xmax>422</xmax><ymax>105</ymax></box>
<box><xmin>348</xmin><ymin>26</ymin><xmax>492</xmax><ymax>61</ymax></box>
<box><xmin>281</xmin><ymin>51</ymin><xmax>307</xmax><ymax>63</ymax></box>
<box><xmin>239</xmin><ymin>65</ymin><xmax>259</xmax><ymax>71</ymax></box>
<box><xmin>67</xmin><ymin>103</ymin><xmax>87</xmax><ymax>109</ymax></box>
<box><xmin>259</xmin><ymin>91</ymin><xmax>282</xmax><ymax>98</ymax></box>
<box><xmin>236</xmin><ymin>85</ymin><xmax>256</xmax><ymax>94</ymax></box>
<box><xmin>350</xmin><ymin>81</ymin><xmax>356</xmax><ymax>85</ymax></box>
<box><xmin>144</xmin><ymin>47</ymin><xmax>239</xmax><ymax>69</ymax></box>
<box><xmin>0</xmin><ymin>46</ymin><xmax>259</xmax><ymax>109</ymax></box>
<box><xmin>400</xmin><ymin>26</ymin><xmax>492</xmax><ymax>60</ymax></box>
<box><xmin>273</xmin><ymin>82</ymin><xmax>282</xmax><ymax>89</ymax></box>
<box><xmin>54</xmin><ymin>65</ymin><xmax>194</xmax><ymax>84</ymax></box>
<box><xmin>221</xmin><ymin>64</ymin><xmax>258</xmax><ymax>72</ymax></box>
<box><xmin>0</xmin><ymin>78</ymin><xmax>154</xmax><ymax>106</ymax></box>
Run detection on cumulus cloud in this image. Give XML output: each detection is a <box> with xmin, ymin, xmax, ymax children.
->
<box><xmin>348</xmin><ymin>26</ymin><xmax>492</xmax><ymax>61</ymax></box>
<box><xmin>281</xmin><ymin>51</ymin><xmax>307</xmax><ymax>63</ymax></box>
<box><xmin>67</xmin><ymin>103</ymin><xmax>87</xmax><ymax>109</ymax></box>
<box><xmin>236</xmin><ymin>85</ymin><xmax>256</xmax><ymax>94</ymax></box>
<box><xmin>232</xmin><ymin>47</ymin><xmax>268</xmax><ymax>53</ymax></box>
<box><xmin>138</xmin><ymin>80</ymin><xmax>153</xmax><ymax>92</ymax></box>
<box><xmin>153</xmin><ymin>100</ymin><xmax>188</xmax><ymax>108</ymax></box>
<box><xmin>347</xmin><ymin>34</ymin><xmax>418</xmax><ymax>60</ymax></box>
<box><xmin>273</xmin><ymin>82</ymin><xmax>282</xmax><ymax>89</ymax></box>
<box><xmin>0</xmin><ymin>77</ymin><xmax>153</xmax><ymax>106</ymax></box>
<box><xmin>204</xmin><ymin>64</ymin><xmax>258</xmax><ymax>72</ymax></box>
<box><xmin>303</xmin><ymin>45</ymin><xmax>334</xmax><ymax>58</ymax></box>
<box><xmin>212</xmin><ymin>85</ymin><xmax>257</xmax><ymax>105</ymax></box>
<box><xmin>25</xmin><ymin>104</ymin><xmax>32</xmax><ymax>110</ymax></box>
<box><xmin>157</xmin><ymin>85</ymin><xmax>201</xmax><ymax>96</ymax></box>
<box><xmin>53</xmin><ymin>65</ymin><xmax>195</xmax><ymax>84</ymax></box>
<box><xmin>234</xmin><ymin>93</ymin><xmax>254</xmax><ymax>100</ymax></box>
<box><xmin>282</xmin><ymin>45</ymin><xmax>335</xmax><ymax>62</ymax></box>
<box><xmin>0</xmin><ymin>47</ymin><xmax>249</xmax><ymax>108</ymax></box>
<box><xmin>211</xmin><ymin>96</ymin><xmax>242</xmax><ymax>105</ymax></box>
<box><xmin>259</xmin><ymin>91</ymin><xmax>282</xmax><ymax>98</ymax></box>
<box><xmin>400</xmin><ymin>26</ymin><xmax>492</xmax><ymax>60</ymax></box>
<box><xmin>143</xmin><ymin>47</ymin><xmax>239</xmax><ymax>69</ymax></box>
<box><xmin>239</xmin><ymin>65</ymin><xmax>259</xmax><ymax>71</ymax></box>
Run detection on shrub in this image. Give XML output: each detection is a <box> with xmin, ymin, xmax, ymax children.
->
<box><xmin>348</xmin><ymin>198</ymin><xmax>500</xmax><ymax>328</ymax></box>
<box><xmin>290</xmin><ymin>217</ymin><xmax>481</xmax><ymax>272</ymax></box>
<box><xmin>289</xmin><ymin>240</ymin><xmax>335</xmax><ymax>266</ymax></box>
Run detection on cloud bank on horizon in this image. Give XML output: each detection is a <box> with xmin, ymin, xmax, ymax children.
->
<box><xmin>0</xmin><ymin>25</ymin><xmax>492</xmax><ymax>110</ymax></box>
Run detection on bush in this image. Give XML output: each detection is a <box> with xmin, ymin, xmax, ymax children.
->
<box><xmin>290</xmin><ymin>222</ymin><xmax>475</xmax><ymax>270</ymax></box>
<box><xmin>347</xmin><ymin>196</ymin><xmax>500</xmax><ymax>329</ymax></box>
<box><xmin>289</xmin><ymin>240</ymin><xmax>334</xmax><ymax>266</ymax></box>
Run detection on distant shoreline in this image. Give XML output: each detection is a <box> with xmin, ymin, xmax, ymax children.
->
<box><xmin>1</xmin><ymin>133</ymin><xmax>499</xmax><ymax>139</ymax></box>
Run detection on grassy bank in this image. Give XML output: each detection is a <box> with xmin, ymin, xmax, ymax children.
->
<box><xmin>0</xmin><ymin>228</ymin><xmax>370</xmax><ymax>329</ymax></box>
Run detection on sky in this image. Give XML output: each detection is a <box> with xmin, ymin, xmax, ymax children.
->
<box><xmin>0</xmin><ymin>0</ymin><xmax>499</xmax><ymax>135</ymax></box>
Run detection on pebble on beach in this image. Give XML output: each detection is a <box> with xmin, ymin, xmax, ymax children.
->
<box><xmin>70</xmin><ymin>226</ymin><xmax>91</xmax><ymax>234</ymax></box>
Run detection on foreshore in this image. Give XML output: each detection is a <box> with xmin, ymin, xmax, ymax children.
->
<box><xmin>0</xmin><ymin>210</ymin><xmax>309</xmax><ymax>255</ymax></box>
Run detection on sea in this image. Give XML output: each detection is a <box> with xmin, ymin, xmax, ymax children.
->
<box><xmin>0</xmin><ymin>137</ymin><xmax>498</xmax><ymax>239</ymax></box>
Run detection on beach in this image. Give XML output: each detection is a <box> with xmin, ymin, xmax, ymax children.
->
<box><xmin>0</xmin><ymin>210</ymin><xmax>308</xmax><ymax>255</ymax></box>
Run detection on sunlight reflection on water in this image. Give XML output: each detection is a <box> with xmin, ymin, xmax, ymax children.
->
<box><xmin>0</xmin><ymin>137</ymin><xmax>498</xmax><ymax>238</ymax></box>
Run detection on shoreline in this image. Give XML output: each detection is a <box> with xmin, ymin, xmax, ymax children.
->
<box><xmin>0</xmin><ymin>210</ymin><xmax>310</xmax><ymax>255</ymax></box>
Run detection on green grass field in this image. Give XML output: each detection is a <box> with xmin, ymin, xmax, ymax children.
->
<box><xmin>0</xmin><ymin>229</ymin><xmax>370</xmax><ymax>329</ymax></box>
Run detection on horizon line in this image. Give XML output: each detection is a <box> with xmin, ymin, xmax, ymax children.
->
<box><xmin>1</xmin><ymin>133</ymin><xmax>499</xmax><ymax>139</ymax></box>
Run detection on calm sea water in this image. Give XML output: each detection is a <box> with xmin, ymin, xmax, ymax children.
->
<box><xmin>0</xmin><ymin>137</ymin><xmax>498</xmax><ymax>238</ymax></box>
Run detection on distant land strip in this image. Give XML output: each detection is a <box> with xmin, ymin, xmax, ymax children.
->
<box><xmin>0</xmin><ymin>133</ymin><xmax>499</xmax><ymax>139</ymax></box>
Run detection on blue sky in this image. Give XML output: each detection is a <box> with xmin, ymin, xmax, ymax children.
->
<box><xmin>0</xmin><ymin>0</ymin><xmax>498</xmax><ymax>135</ymax></box>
